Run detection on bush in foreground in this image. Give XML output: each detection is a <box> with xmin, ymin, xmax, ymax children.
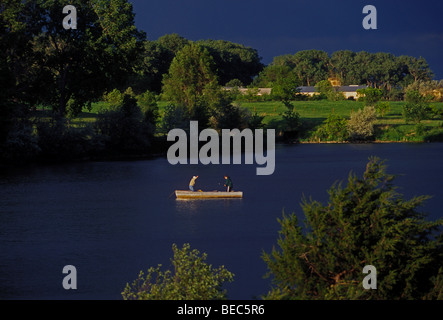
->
<box><xmin>122</xmin><ymin>243</ymin><xmax>234</xmax><ymax>300</ymax></box>
<box><xmin>263</xmin><ymin>157</ymin><xmax>443</xmax><ymax>299</ymax></box>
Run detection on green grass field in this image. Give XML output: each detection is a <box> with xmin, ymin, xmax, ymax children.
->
<box><xmin>232</xmin><ymin>100</ymin><xmax>443</xmax><ymax>142</ymax></box>
<box><xmin>34</xmin><ymin>99</ymin><xmax>443</xmax><ymax>143</ymax></box>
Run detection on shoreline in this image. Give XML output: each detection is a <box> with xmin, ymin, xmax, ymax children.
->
<box><xmin>297</xmin><ymin>140</ymin><xmax>435</xmax><ymax>144</ymax></box>
<box><xmin>1</xmin><ymin>140</ymin><xmax>442</xmax><ymax>170</ymax></box>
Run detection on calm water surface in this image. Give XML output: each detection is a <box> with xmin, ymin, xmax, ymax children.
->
<box><xmin>1</xmin><ymin>143</ymin><xmax>442</xmax><ymax>299</ymax></box>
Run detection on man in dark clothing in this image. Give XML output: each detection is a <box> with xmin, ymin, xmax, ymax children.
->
<box><xmin>224</xmin><ymin>176</ymin><xmax>233</xmax><ymax>192</ymax></box>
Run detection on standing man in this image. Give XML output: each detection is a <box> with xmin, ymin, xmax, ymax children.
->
<box><xmin>189</xmin><ymin>175</ymin><xmax>198</xmax><ymax>191</ymax></box>
<box><xmin>224</xmin><ymin>176</ymin><xmax>233</xmax><ymax>192</ymax></box>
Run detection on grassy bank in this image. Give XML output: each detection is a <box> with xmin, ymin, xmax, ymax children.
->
<box><xmin>233</xmin><ymin>100</ymin><xmax>443</xmax><ymax>142</ymax></box>
<box><xmin>33</xmin><ymin>99</ymin><xmax>443</xmax><ymax>143</ymax></box>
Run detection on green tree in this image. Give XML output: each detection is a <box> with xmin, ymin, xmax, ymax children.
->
<box><xmin>272</xmin><ymin>77</ymin><xmax>301</xmax><ymax>101</ymax></box>
<box><xmin>314</xmin><ymin>113</ymin><xmax>348</xmax><ymax>142</ymax></box>
<box><xmin>263</xmin><ymin>157</ymin><xmax>443</xmax><ymax>300</ymax></box>
<box><xmin>405</xmin><ymin>56</ymin><xmax>434</xmax><ymax>83</ymax></box>
<box><xmin>330</xmin><ymin>50</ymin><xmax>357</xmax><ymax>85</ymax></box>
<box><xmin>254</xmin><ymin>56</ymin><xmax>300</xmax><ymax>100</ymax></box>
<box><xmin>197</xmin><ymin>39</ymin><xmax>264</xmax><ymax>86</ymax></box>
<box><xmin>130</xmin><ymin>40</ymin><xmax>171</xmax><ymax>93</ymax></box>
<box><xmin>281</xmin><ymin>100</ymin><xmax>301</xmax><ymax>134</ymax></box>
<box><xmin>315</xmin><ymin>80</ymin><xmax>345</xmax><ymax>101</ymax></box>
<box><xmin>136</xmin><ymin>89</ymin><xmax>159</xmax><ymax>130</ymax></box>
<box><xmin>122</xmin><ymin>243</ymin><xmax>234</xmax><ymax>300</ymax></box>
<box><xmin>206</xmin><ymin>87</ymin><xmax>247</xmax><ymax>130</ymax></box>
<box><xmin>357</xmin><ymin>87</ymin><xmax>383</xmax><ymax>106</ymax></box>
<box><xmin>254</xmin><ymin>64</ymin><xmax>293</xmax><ymax>89</ymax></box>
<box><xmin>209</xmin><ymin>102</ymin><xmax>252</xmax><ymax>131</ymax></box>
<box><xmin>315</xmin><ymin>80</ymin><xmax>333</xmax><ymax>97</ymax></box>
<box><xmin>0</xmin><ymin>0</ymin><xmax>44</xmax><ymax>145</ymax></box>
<box><xmin>94</xmin><ymin>94</ymin><xmax>153</xmax><ymax>154</ymax></box>
<box><xmin>30</xmin><ymin>0</ymin><xmax>145</xmax><ymax>117</ymax></box>
<box><xmin>130</xmin><ymin>34</ymin><xmax>190</xmax><ymax>93</ymax></box>
<box><xmin>403</xmin><ymin>89</ymin><xmax>433</xmax><ymax>124</ymax></box>
<box><xmin>375</xmin><ymin>101</ymin><xmax>391</xmax><ymax>117</ymax></box>
<box><xmin>160</xmin><ymin>104</ymin><xmax>190</xmax><ymax>133</ymax></box>
<box><xmin>162</xmin><ymin>43</ymin><xmax>218</xmax><ymax>117</ymax></box>
<box><xmin>156</xmin><ymin>33</ymin><xmax>190</xmax><ymax>58</ymax></box>
<box><xmin>292</xmin><ymin>50</ymin><xmax>330</xmax><ymax>86</ymax></box>
<box><xmin>103</xmin><ymin>88</ymin><xmax>125</xmax><ymax>107</ymax></box>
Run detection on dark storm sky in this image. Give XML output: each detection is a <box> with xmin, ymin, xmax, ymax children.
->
<box><xmin>129</xmin><ymin>0</ymin><xmax>443</xmax><ymax>79</ymax></box>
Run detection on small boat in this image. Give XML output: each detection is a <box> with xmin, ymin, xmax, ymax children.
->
<box><xmin>175</xmin><ymin>190</ymin><xmax>243</xmax><ymax>199</ymax></box>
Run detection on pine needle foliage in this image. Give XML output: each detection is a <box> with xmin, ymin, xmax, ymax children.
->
<box><xmin>263</xmin><ymin>157</ymin><xmax>443</xmax><ymax>300</ymax></box>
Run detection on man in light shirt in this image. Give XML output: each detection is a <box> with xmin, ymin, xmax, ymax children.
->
<box><xmin>189</xmin><ymin>175</ymin><xmax>198</xmax><ymax>191</ymax></box>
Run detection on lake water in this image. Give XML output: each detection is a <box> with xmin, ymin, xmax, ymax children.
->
<box><xmin>1</xmin><ymin>143</ymin><xmax>442</xmax><ymax>300</ymax></box>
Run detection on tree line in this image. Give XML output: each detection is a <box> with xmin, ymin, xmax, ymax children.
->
<box><xmin>0</xmin><ymin>0</ymin><xmax>265</xmax><ymax>163</ymax></box>
<box><xmin>254</xmin><ymin>50</ymin><xmax>435</xmax><ymax>101</ymax></box>
<box><xmin>0</xmin><ymin>0</ymin><xmax>440</xmax><ymax>164</ymax></box>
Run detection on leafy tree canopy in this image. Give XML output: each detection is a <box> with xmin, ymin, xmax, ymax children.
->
<box><xmin>256</xmin><ymin>50</ymin><xmax>434</xmax><ymax>95</ymax></box>
<box><xmin>197</xmin><ymin>39</ymin><xmax>264</xmax><ymax>86</ymax></box>
<box><xmin>122</xmin><ymin>243</ymin><xmax>234</xmax><ymax>300</ymax></box>
<box><xmin>403</xmin><ymin>89</ymin><xmax>434</xmax><ymax>124</ymax></box>
<box><xmin>162</xmin><ymin>43</ymin><xmax>218</xmax><ymax>114</ymax></box>
<box><xmin>1</xmin><ymin>0</ymin><xmax>145</xmax><ymax>118</ymax></box>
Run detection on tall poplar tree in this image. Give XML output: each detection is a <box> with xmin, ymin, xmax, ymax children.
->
<box><xmin>162</xmin><ymin>43</ymin><xmax>219</xmax><ymax>117</ymax></box>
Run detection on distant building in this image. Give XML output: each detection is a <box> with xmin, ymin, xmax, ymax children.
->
<box><xmin>224</xmin><ymin>84</ymin><xmax>367</xmax><ymax>100</ymax></box>
<box><xmin>223</xmin><ymin>87</ymin><xmax>272</xmax><ymax>96</ymax></box>
<box><xmin>297</xmin><ymin>85</ymin><xmax>367</xmax><ymax>99</ymax></box>
<box><xmin>337</xmin><ymin>85</ymin><xmax>368</xmax><ymax>99</ymax></box>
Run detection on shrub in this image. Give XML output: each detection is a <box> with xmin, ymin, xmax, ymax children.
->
<box><xmin>95</xmin><ymin>94</ymin><xmax>153</xmax><ymax>154</ymax></box>
<box><xmin>122</xmin><ymin>243</ymin><xmax>234</xmax><ymax>300</ymax></box>
<box><xmin>379</xmin><ymin>126</ymin><xmax>403</xmax><ymax>141</ymax></box>
<box><xmin>225</xmin><ymin>78</ymin><xmax>243</xmax><ymax>87</ymax></box>
<box><xmin>403</xmin><ymin>90</ymin><xmax>433</xmax><ymax>124</ymax></box>
<box><xmin>431</xmin><ymin>104</ymin><xmax>443</xmax><ymax>120</ymax></box>
<box><xmin>247</xmin><ymin>112</ymin><xmax>265</xmax><ymax>130</ymax></box>
<box><xmin>209</xmin><ymin>102</ymin><xmax>251</xmax><ymax>130</ymax></box>
<box><xmin>347</xmin><ymin>106</ymin><xmax>377</xmax><ymax>141</ymax></box>
<box><xmin>136</xmin><ymin>90</ymin><xmax>159</xmax><ymax>130</ymax></box>
<box><xmin>375</xmin><ymin>101</ymin><xmax>391</xmax><ymax>117</ymax></box>
<box><xmin>161</xmin><ymin>104</ymin><xmax>190</xmax><ymax>133</ymax></box>
<box><xmin>2</xmin><ymin>123</ymin><xmax>40</xmax><ymax>163</ymax></box>
<box><xmin>280</xmin><ymin>100</ymin><xmax>301</xmax><ymax>133</ymax></box>
<box><xmin>36</xmin><ymin>120</ymin><xmax>95</xmax><ymax>160</ymax></box>
<box><xmin>314</xmin><ymin>114</ymin><xmax>348</xmax><ymax>141</ymax></box>
<box><xmin>315</xmin><ymin>80</ymin><xmax>345</xmax><ymax>101</ymax></box>
<box><xmin>357</xmin><ymin>87</ymin><xmax>383</xmax><ymax>106</ymax></box>
<box><xmin>103</xmin><ymin>88</ymin><xmax>125</xmax><ymax>106</ymax></box>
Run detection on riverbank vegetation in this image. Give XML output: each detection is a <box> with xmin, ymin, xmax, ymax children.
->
<box><xmin>2</xmin><ymin>0</ymin><xmax>443</xmax><ymax>166</ymax></box>
<box><xmin>4</xmin><ymin>90</ymin><xmax>443</xmax><ymax>164</ymax></box>
<box><xmin>2</xmin><ymin>1</ymin><xmax>442</xmax><ymax>301</ymax></box>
